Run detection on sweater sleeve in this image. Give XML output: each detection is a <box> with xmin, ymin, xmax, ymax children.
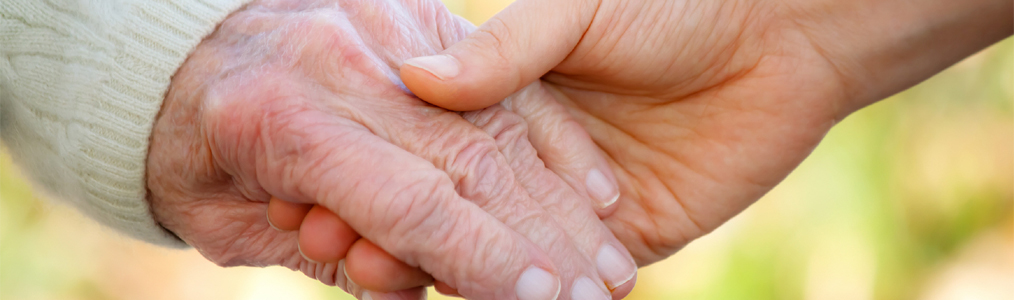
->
<box><xmin>1</xmin><ymin>0</ymin><xmax>253</xmax><ymax>247</ymax></box>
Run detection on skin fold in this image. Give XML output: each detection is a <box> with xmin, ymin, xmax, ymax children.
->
<box><xmin>400</xmin><ymin>0</ymin><xmax>1012</xmax><ymax>266</ymax></box>
<box><xmin>288</xmin><ymin>0</ymin><xmax>1011</xmax><ymax>297</ymax></box>
<box><xmin>146</xmin><ymin>0</ymin><xmax>637</xmax><ymax>299</ymax></box>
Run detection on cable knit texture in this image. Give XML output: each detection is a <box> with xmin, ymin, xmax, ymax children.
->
<box><xmin>1</xmin><ymin>0</ymin><xmax>252</xmax><ymax>247</ymax></box>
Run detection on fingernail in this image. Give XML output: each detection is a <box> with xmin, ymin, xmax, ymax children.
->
<box><xmin>266</xmin><ymin>214</ymin><xmax>282</xmax><ymax>231</ymax></box>
<box><xmin>404</xmin><ymin>55</ymin><xmax>460</xmax><ymax>80</ymax></box>
<box><xmin>337</xmin><ymin>259</ymin><xmax>351</xmax><ymax>293</ymax></box>
<box><xmin>596</xmin><ymin>245</ymin><xmax>636</xmax><ymax>290</ymax></box>
<box><xmin>362</xmin><ymin>291</ymin><xmax>374</xmax><ymax>300</ymax></box>
<box><xmin>298</xmin><ymin>243</ymin><xmax>318</xmax><ymax>264</ymax></box>
<box><xmin>571</xmin><ymin>277</ymin><xmax>610</xmax><ymax>300</ymax></box>
<box><xmin>516</xmin><ymin>266</ymin><xmax>560</xmax><ymax>300</ymax></box>
<box><xmin>586</xmin><ymin>169</ymin><xmax>620</xmax><ymax>208</ymax></box>
<box><xmin>342</xmin><ymin>259</ymin><xmax>356</xmax><ymax>286</ymax></box>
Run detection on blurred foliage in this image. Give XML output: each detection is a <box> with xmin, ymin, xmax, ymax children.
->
<box><xmin>1</xmin><ymin>1</ymin><xmax>1011</xmax><ymax>299</ymax></box>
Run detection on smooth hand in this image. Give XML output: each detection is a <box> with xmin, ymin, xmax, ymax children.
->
<box><xmin>398</xmin><ymin>0</ymin><xmax>1013</xmax><ymax>266</ymax></box>
<box><xmin>146</xmin><ymin>0</ymin><xmax>637</xmax><ymax>299</ymax></box>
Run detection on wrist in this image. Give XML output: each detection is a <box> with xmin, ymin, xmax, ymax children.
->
<box><xmin>785</xmin><ymin>0</ymin><xmax>1012</xmax><ymax>111</ymax></box>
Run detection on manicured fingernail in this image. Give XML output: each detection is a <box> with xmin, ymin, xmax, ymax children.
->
<box><xmin>404</xmin><ymin>55</ymin><xmax>460</xmax><ymax>80</ymax></box>
<box><xmin>596</xmin><ymin>245</ymin><xmax>636</xmax><ymax>290</ymax></box>
<box><xmin>586</xmin><ymin>169</ymin><xmax>619</xmax><ymax>208</ymax></box>
<box><xmin>571</xmin><ymin>277</ymin><xmax>610</xmax><ymax>300</ymax></box>
<box><xmin>298</xmin><ymin>243</ymin><xmax>318</xmax><ymax>264</ymax></box>
<box><xmin>516</xmin><ymin>266</ymin><xmax>560</xmax><ymax>300</ymax></box>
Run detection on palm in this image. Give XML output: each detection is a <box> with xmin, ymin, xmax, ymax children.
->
<box><xmin>541</xmin><ymin>0</ymin><xmax>848</xmax><ymax>265</ymax></box>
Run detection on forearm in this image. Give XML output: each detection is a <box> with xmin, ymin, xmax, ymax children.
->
<box><xmin>789</xmin><ymin>0</ymin><xmax>1012</xmax><ymax>110</ymax></box>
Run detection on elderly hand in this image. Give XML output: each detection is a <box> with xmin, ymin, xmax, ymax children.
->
<box><xmin>146</xmin><ymin>0</ymin><xmax>636</xmax><ymax>299</ymax></box>
<box><xmin>269</xmin><ymin>82</ymin><xmax>639</xmax><ymax>299</ymax></box>
<box><xmin>396</xmin><ymin>0</ymin><xmax>1012</xmax><ymax>268</ymax></box>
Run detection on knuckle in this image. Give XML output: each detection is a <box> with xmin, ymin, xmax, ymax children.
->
<box><xmin>448</xmin><ymin>137</ymin><xmax>514</xmax><ymax>201</ymax></box>
<box><xmin>469</xmin><ymin>106</ymin><xmax>530</xmax><ymax>152</ymax></box>
<box><xmin>474</xmin><ymin>17</ymin><xmax>515</xmax><ymax>64</ymax></box>
<box><xmin>463</xmin><ymin>105</ymin><xmax>544</xmax><ymax>174</ymax></box>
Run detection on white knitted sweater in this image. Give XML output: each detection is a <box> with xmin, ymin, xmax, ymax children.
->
<box><xmin>1</xmin><ymin>0</ymin><xmax>252</xmax><ymax>247</ymax></box>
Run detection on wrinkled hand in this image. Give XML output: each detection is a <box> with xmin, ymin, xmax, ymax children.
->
<box><xmin>269</xmin><ymin>83</ymin><xmax>639</xmax><ymax>299</ymax></box>
<box><xmin>146</xmin><ymin>0</ymin><xmax>636</xmax><ymax>299</ymax></box>
<box><xmin>282</xmin><ymin>0</ymin><xmax>824</xmax><ymax>292</ymax></box>
<box><xmin>395</xmin><ymin>0</ymin><xmax>848</xmax><ymax>268</ymax></box>
<box><xmin>398</xmin><ymin>0</ymin><xmax>1011</xmax><ymax>267</ymax></box>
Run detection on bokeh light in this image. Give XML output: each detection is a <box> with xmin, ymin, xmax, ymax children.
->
<box><xmin>2</xmin><ymin>1</ymin><xmax>1011</xmax><ymax>299</ymax></box>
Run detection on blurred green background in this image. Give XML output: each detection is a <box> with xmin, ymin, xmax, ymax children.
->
<box><xmin>2</xmin><ymin>1</ymin><xmax>1012</xmax><ymax>299</ymax></box>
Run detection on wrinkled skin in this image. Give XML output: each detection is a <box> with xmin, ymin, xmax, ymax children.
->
<box><xmin>533</xmin><ymin>0</ymin><xmax>846</xmax><ymax>266</ymax></box>
<box><xmin>496</xmin><ymin>0</ymin><xmax>1010</xmax><ymax>267</ymax></box>
<box><xmin>146</xmin><ymin>0</ymin><xmax>636</xmax><ymax>299</ymax></box>
<box><xmin>301</xmin><ymin>0</ymin><xmax>847</xmax><ymax>276</ymax></box>
<box><xmin>285</xmin><ymin>0</ymin><xmax>844</xmax><ymax>293</ymax></box>
<box><xmin>294</xmin><ymin>0</ymin><xmax>1011</xmax><ymax>296</ymax></box>
<box><xmin>400</xmin><ymin>0</ymin><xmax>1011</xmax><ymax>267</ymax></box>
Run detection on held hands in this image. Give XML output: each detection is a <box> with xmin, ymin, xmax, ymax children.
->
<box><xmin>146</xmin><ymin>0</ymin><xmax>635</xmax><ymax>299</ymax></box>
<box><xmin>400</xmin><ymin>0</ymin><xmax>1011</xmax><ymax>268</ymax></box>
<box><xmin>276</xmin><ymin>0</ymin><xmax>849</xmax><ymax>296</ymax></box>
<box><xmin>147</xmin><ymin>0</ymin><xmax>1011</xmax><ymax>297</ymax></box>
<box><xmin>398</xmin><ymin>0</ymin><xmax>864</xmax><ymax>266</ymax></box>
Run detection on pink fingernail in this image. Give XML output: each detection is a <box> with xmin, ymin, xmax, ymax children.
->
<box><xmin>571</xmin><ymin>277</ymin><xmax>611</xmax><ymax>300</ymax></box>
<box><xmin>516</xmin><ymin>266</ymin><xmax>560</xmax><ymax>300</ymax></box>
<box><xmin>597</xmin><ymin>244</ymin><xmax>636</xmax><ymax>290</ymax></box>
<box><xmin>586</xmin><ymin>169</ymin><xmax>620</xmax><ymax>208</ymax></box>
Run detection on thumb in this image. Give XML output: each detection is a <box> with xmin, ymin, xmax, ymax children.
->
<box><xmin>401</xmin><ymin>0</ymin><xmax>599</xmax><ymax>111</ymax></box>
